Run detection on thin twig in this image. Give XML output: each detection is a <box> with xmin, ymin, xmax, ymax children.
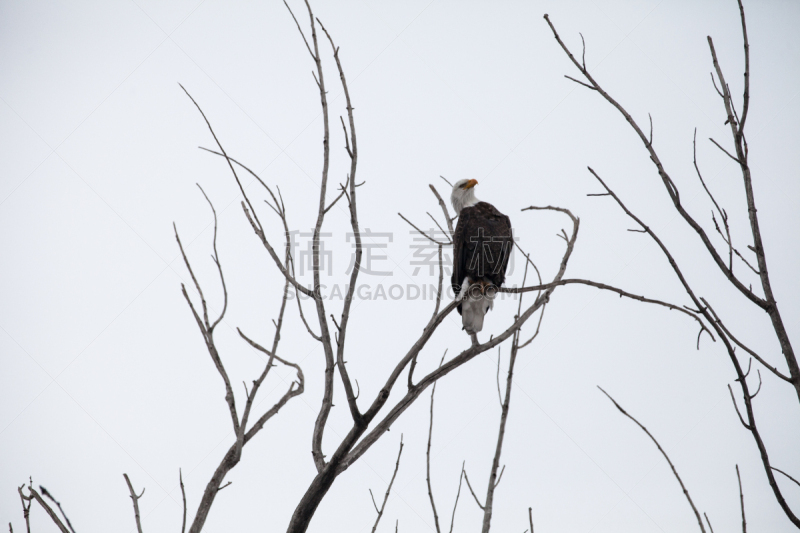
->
<box><xmin>737</xmin><ymin>465</ymin><xmax>746</xmax><ymax>533</ymax></box>
<box><xmin>370</xmin><ymin>436</ymin><xmax>404</xmax><ymax>533</ymax></box>
<box><xmin>399</xmin><ymin>213</ymin><xmax>448</xmax><ymax>245</ymax></box>
<box><xmin>772</xmin><ymin>467</ymin><xmax>800</xmax><ymax>489</ymax></box>
<box><xmin>693</xmin><ymin>129</ymin><xmax>732</xmax><ymax>271</ymax></box>
<box><xmin>448</xmin><ymin>467</ymin><xmax>465</xmax><ymax>533</ymax></box>
<box><xmin>429</xmin><ymin>184</ymin><xmax>455</xmax><ymax>239</ymax></box>
<box><xmin>431</xmin><ymin>245</ymin><xmax>444</xmax><ymax>320</ymax></box>
<box><xmin>462</xmin><ymin>467</ymin><xmax>485</xmax><ymax>511</ymax></box>
<box><xmin>17</xmin><ymin>485</ymin><xmax>31</xmax><ymax>533</ymax></box>
<box><xmin>728</xmin><ymin>384</ymin><xmax>752</xmax><ymax>430</ymax></box>
<box><xmin>705</xmin><ymin>512</ymin><xmax>715</xmax><ymax>533</ymax></box>
<box><xmin>426</xmin><ymin>355</ymin><xmax>447</xmax><ymax>533</ymax></box>
<box><xmin>495</xmin><ymin>348</ymin><xmax>503</xmax><ymax>408</ymax></box>
<box><xmin>499</xmin><ymin>277</ymin><xmax>710</xmax><ymax>341</ymax></box>
<box><xmin>709</xmin><ymin>137</ymin><xmax>741</xmax><ymax>164</ymax></box>
<box><xmin>598</xmin><ymin>387</ymin><xmax>706</xmax><ymax>533</ymax></box>
<box><xmin>38</xmin><ymin>487</ymin><xmax>75</xmax><ymax>533</ymax></box>
<box><xmin>180</xmin><ymin>469</ymin><xmax>187</xmax><ymax>533</ymax></box>
<box><xmin>427</xmin><ymin>212</ymin><xmax>451</xmax><ymax>243</ymax></box>
<box><xmin>702</xmin><ymin>298</ymin><xmax>789</xmax><ymax>382</ymax></box>
<box><xmin>25</xmin><ymin>486</ymin><xmax>69</xmax><ymax>533</ymax></box>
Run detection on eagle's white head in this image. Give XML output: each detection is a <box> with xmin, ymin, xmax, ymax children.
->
<box><xmin>450</xmin><ymin>179</ymin><xmax>479</xmax><ymax>215</ymax></box>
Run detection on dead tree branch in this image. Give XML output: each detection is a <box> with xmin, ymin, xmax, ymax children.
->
<box><xmin>737</xmin><ymin>465</ymin><xmax>747</xmax><ymax>533</ymax></box>
<box><xmin>38</xmin><ymin>486</ymin><xmax>75</xmax><ymax>533</ymax></box>
<box><xmin>772</xmin><ymin>467</ymin><xmax>800</xmax><ymax>490</ymax></box>
<box><xmin>180</xmin><ymin>469</ymin><xmax>187</xmax><ymax>533</ymax></box>
<box><xmin>598</xmin><ymin>388</ymin><xmax>706</xmax><ymax>533</ymax></box>
<box><xmin>16</xmin><ymin>485</ymin><xmax>31</xmax><ymax>533</ymax></box>
<box><xmin>16</xmin><ymin>482</ymin><xmax>73</xmax><ymax>533</ymax></box>
<box><xmin>426</xmin><ymin>366</ymin><xmax>443</xmax><ymax>533</ymax></box>
<box><xmin>123</xmin><ymin>474</ymin><xmax>145</xmax><ymax>533</ymax></box>
<box><xmin>172</xmin><ymin>131</ymin><xmax>305</xmax><ymax>533</ymax></box>
<box><xmin>545</xmin><ymin>6</ymin><xmax>800</xmax><ymax>525</ymax></box>
<box><xmin>479</xmin><ymin>250</ymin><xmax>543</xmax><ymax>532</ymax></box>
<box><xmin>369</xmin><ymin>436</ymin><xmax>403</xmax><ymax>533</ymax></box>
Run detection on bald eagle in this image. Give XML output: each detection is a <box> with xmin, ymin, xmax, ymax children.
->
<box><xmin>450</xmin><ymin>179</ymin><xmax>513</xmax><ymax>334</ymax></box>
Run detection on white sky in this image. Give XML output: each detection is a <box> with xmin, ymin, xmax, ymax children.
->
<box><xmin>1</xmin><ymin>1</ymin><xmax>799</xmax><ymax>532</ymax></box>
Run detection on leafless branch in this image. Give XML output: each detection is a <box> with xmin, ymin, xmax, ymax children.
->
<box><xmin>39</xmin><ymin>486</ymin><xmax>75</xmax><ymax>533</ymax></box>
<box><xmin>24</xmin><ymin>486</ymin><xmax>69</xmax><ymax>533</ymax></box>
<box><xmin>398</xmin><ymin>213</ymin><xmax>448</xmax><ymax>245</ymax></box>
<box><xmin>495</xmin><ymin>348</ymin><xmax>503</xmax><ymax>408</ymax></box>
<box><xmin>693</xmin><ymin>129</ymin><xmax>733</xmax><ymax>270</ymax></box>
<box><xmin>598</xmin><ymin>387</ymin><xmax>706</xmax><ymax>533</ymax></box>
<box><xmin>318</xmin><ymin>10</ymin><xmax>365</xmax><ymax>435</ymax></box>
<box><xmin>772</xmin><ymin>467</ymin><xmax>800</xmax><ymax>489</ymax></box>
<box><xmin>370</xmin><ymin>436</ymin><xmax>404</xmax><ymax>533</ymax></box>
<box><xmin>123</xmin><ymin>474</ymin><xmax>145</xmax><ymax>533</ymax></box>
<box><xmin>180</xmin><ymin>469</ymin><xmax>187</xmax><ymax>533</ymax></box>
<box><xmin>429</xmin><ymin>184</ymin><xmax>455</xmax><ymax>239</ymax></box>
<box><xmin>325</xmin><ymin>172</ymin><xmax>350</xmax><ymax>213</ymax></box>
<box><xmin>184</xmin><ymin>92</ymin><xmax>315</xmax><ymax>300</ymax></box>
<box><xmin>282</xmin><ymin>0</ymin><xmax>342</xmax><ymax>475</ymax></box>
<box><xmin>282</xmin><ymin>0</ymin><xmax>314</xmax><ymax>58</ymax></box>
<box><xmin>737</xmin><ymin>465</ymin><xmax>747</xmax><ymax>533</ymax></box>
<box><xmin>447</xmin><ymin>466</ymin><xmax>465</xmax><ymax>533</ymax></box>
<box><xmin>175</xmin><ymin>220</ymin><xmax>240</xmax><ymax>437</ymax></box>
<box><xmin>426</xmin><ymin>355</ymin><xmax>446</xmax><ymax>533</ymax></box>
<box><xmin>728</xmin><ymin>384</ymin><xmax>752</xmax><ymax>430</ymax></box>
<box><xmin>479</xmin><ymin>247</ymin><xmax>534</xmax><ymax>532</ymax></box>
<box><xmin>427</xmin><ymin>212</ymin><xmax>451</xmax><ymax>243</ymax></box>
<box><xmin>553</xmin><ymin>27</ymin><xmax>800</xmax><ymax>521</ymax></box>
<box><xmin>749</xmin><ymin>369</ymin><xmax>762</xmax><ymax>399</ymax></box>
<box><xmin>519</xmin><ymin>303</ymin><xmax>547</xmax><ymax>349</ymax></box>
<box><xmin>528</xmin><ymin>507</ymin><xmax>534</xmax><ymax>533</ymax></box>
<box><xmin>197</xmin><ymin>153</ymin><xmax>323</xmax><ymax>345</ymax></box>
<box><xmin>701</xmin><ymin>298</ymin><xmax>790</xmax><ymax>382</ymax></box>
<box><xmin>499</xmin><ymin>275</ymin><xmax>711</xmax><ymax>343</ymax></box>
<box><xmin>16</xmin><ymin>485</ymin><xmax>30</xmax><ymax>533</ymax></box>
<box><xmin>564</xmin><ymin>75</ymin><xmax>596</xmax><ymax>90</ymax></box>
<box><xmin>543</xmin><ymin>14</ymin><xmax>767</xmax><ymax>311</ymax></box>
<box><xmin>705</xmin><ymin>512</ymin><xmax>715</xmax><ymax>533</ymax></box>
<box><xmin>462</xmin><ymin>467</ymin><xmax>484</xmax><ymax>511</ymax></box>
<box><xmin>341</xmin><ymin>207</ymin><xmax>579</xmax><ymax>476</ymax></box>
<box><xmin>176</xmin><ymin>177</ymin><xmax>303</xmax><ymax>533</ymax></box>
<box><xmin>709</xmin><ymin>137</ymin><xmax>741</xmax><ymax>164</ymax></box>
<box><xmin>732</xmin><ymin>246</ymin><xmax>759</xmax><ymax>275</ymax></box>
<box><xmin>707</xmin><ymin>20</ymin><xmax>799</xmax><ymax>407</ymax></box>
<box><xmin>431</xmin><ymin>245</ymin><xmax>444</xmax><ymax>320</ymax></box>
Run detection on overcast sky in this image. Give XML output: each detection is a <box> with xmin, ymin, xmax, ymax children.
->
<box><xmin>1</xmin><ymin>1</ymin><xmax>799</xmax><ymax>532</ymax></box>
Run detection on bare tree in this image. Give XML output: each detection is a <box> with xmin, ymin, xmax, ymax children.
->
<box><xmin>12</xmin><ymin>1</ymin><xmax>579</xmax><ymax>529</ymax></box>
<box><xmin>13</xmin><ymin>2</ymin><xmax>794</xmax><ymax>532</ymax></box>
<box><xmin>542</xmin><ymin>0</ymin><xmax>800</xmax><ymax>527</ymax></box>
<box><xmin>261</xmin><ymin>5</ymin><xmax>576</xmax><ymax>530</ymax></box>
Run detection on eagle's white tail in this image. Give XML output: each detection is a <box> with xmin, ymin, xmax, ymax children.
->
<box><xmin>458</xmin><ymin>279</ymin><xmax>495</xmax><ymax>334</ymax></box>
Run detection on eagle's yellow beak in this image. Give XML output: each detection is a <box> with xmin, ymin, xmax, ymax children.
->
<box><xmin>464</xmin><ymin>179</ymin><xmax>478</xmax><ymax>189</ymax></box>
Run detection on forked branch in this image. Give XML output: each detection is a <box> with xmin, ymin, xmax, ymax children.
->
<box><xmin>370</xmin><ymin>436</ymin><xmax>404</xmax><ymax>533</ymax></box>
<box><xmin>123</xmin><ymin>474</ymin><xmax>145</xmax><ymax>533</ymax></box>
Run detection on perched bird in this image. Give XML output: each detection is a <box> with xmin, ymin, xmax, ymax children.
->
<box><xmin>450</xmin><ymin>179</ymin><xmax>513</xmax><ymax>334</ymax></box>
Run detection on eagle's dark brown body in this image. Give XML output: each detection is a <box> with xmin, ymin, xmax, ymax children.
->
<box><xmin>451</xmin><ymin>201</ymin><xmax>513</xmax><ymax>314</ymax></box>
